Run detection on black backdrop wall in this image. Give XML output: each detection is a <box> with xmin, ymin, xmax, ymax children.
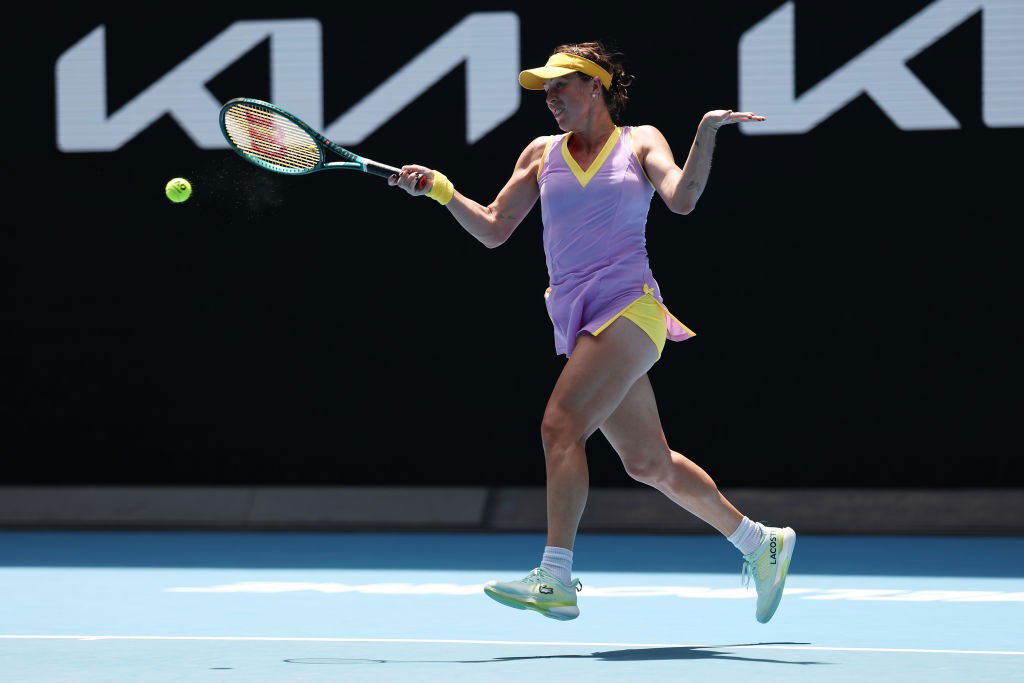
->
<box><xmin>4</xmin><ymin>1</ymin><xmax>1022</xmax><ymax>487</ymax></box>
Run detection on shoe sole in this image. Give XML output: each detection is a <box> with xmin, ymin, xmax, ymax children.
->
<box><xmin>756</xmin><ymin>527</ymin><xmax>796</xmax><ymax>624</ymax></box>
<box><xmin>483</xmin><ymin>586</ymin><xmax>580</xmax><ymax>621</ymax></box>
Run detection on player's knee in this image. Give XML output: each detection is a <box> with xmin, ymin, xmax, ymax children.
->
<box><xmin>540</xmin><ymin>406</ymin><xmax>586</xmax><ymax>453</ymax></box>
<box><xmin>622</xmin><ymin>446</ymin><xmax>671</xmax><ymax>485</ymax></box>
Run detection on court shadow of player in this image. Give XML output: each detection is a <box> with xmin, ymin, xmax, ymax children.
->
<box><xmin>479</xmin><ymin>642</ymin><xmax>826</xmax><ymax>666</ymax></box>
<box><xmin>284</xmin><ymin>642</ymin><xmax>828</xmax><ymax>667</ymax></box>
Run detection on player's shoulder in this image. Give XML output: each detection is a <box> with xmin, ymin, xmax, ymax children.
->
<box><xmin>628</xmin><ymin>124</ymin><xmax>664</xmax><ymax>142</ymax></box>
<box><xmin>518</xmin><ymin>135</ymin><xmax>556</xmax><ymax>165</ymax></box>
<box><xmin>530</xmin><ymin>133</ymin><xmax>561</xmax><ymax>150</ymax></box>
<box><xmin>627</xmin><ymin>125</ymin><xmax>670</xmax><ymax>156</ymax></box>
<box><xmin>528</xmin><ymin>134</ymin><xmax>552</xmax><ymax>149</ymax></box>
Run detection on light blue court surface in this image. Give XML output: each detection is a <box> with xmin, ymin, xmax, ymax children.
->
<box><xmin>1</xmin><ymin>532</ymin><xmax>1022</xmax><ymax>682</ymax></box>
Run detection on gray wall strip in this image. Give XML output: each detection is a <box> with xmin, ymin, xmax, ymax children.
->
<box><xmin>490</xmin><ymin>488</ymin><xmax>1024</xmax><ymax>534</ymax></box>
<box><xmin>0</xmin><ymin>487</ymin><xmax>1020</xmax><ymax>534</ymax></box>
<box><xmin>0</xmin><ymin>487</ymin><xmax>489</xmax><ymax>529</ymax></box>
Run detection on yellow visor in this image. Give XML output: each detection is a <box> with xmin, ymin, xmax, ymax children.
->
<box><xmin>518</xmin><ymin>53</ymin><xmax>612</xmax><ymax>91</ymax></box>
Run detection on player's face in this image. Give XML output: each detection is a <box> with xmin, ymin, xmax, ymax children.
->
<box><xmin>543</xmin><ymin>75</ymin><xmax>599</xmax><ymax>131</ymax></box>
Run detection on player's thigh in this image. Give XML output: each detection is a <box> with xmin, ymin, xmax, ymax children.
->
<box><xmin>600</xmin><ymin>374</ymin><xmax>671</xmax><ymax>473</ymax></box>
<box><xmin>543</xmin><ymin>317</ymin><xmax>659</xmax><ymax>443</ymax></box>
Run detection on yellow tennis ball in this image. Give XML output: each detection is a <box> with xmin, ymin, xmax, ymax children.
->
<box><xmin>165</xmin><ymin>177</ymin><xmax>192</xmax><ymax>203</ymax></box>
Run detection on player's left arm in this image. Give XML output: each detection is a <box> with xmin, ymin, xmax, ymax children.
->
<box><xmin>635</xmin><ymin>110</ymin><xmax>764</xmax><ymax>215</ymax></box>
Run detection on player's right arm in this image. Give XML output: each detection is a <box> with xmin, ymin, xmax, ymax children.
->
<box><xmin>389</xmin><ymin>136</ymin><xmax>548</xmax><ymax>249</ymax></box>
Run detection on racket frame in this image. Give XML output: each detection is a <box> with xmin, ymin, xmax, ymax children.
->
<box><xmin>218</xmin><ymin>97</ymin><xmax>401</xmax><ymax>179</ymax></box>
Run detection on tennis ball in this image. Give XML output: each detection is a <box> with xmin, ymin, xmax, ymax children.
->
<box><xmin>165</xmin><ymin>177</ymin><xmax>192</xmax><ymax>203</ymax></box>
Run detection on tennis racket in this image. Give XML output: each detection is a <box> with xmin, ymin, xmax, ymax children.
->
<box><xmin>219</xmin><ymin>97</ymin><xmax>425</xmax><ymax>187</ymax></box>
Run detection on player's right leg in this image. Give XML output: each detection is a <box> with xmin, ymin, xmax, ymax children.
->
<box><xmin>483</xmin><ymin>567</ymin><xmax>583</xmax><ymax>621</ymax></box>
<box><xmin>484</xmin><ymin>317</ymin><xmax>659</xmax><ymax>620</ymax></box>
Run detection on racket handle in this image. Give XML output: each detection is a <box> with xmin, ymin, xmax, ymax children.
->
<box><xmin>364</xmin><ymin>159</ymin><xmax>402</xmax><ymax>178</ymax></box>
<box><xmin>366</xmin><ymin>158</ymin><xmax>428</xmax><ymax>190</ymax></box>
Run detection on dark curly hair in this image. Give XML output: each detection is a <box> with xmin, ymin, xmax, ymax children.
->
<box><xmin>550</xmin><ymin>41</ymin><xmax>634</xmax><ymax>122</ymax></box>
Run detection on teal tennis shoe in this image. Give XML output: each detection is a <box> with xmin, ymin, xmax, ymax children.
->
<box><xmin>483</xmin><ymin>567</ymin><xmax>582</xmax><ymax>621</ymax></box>
<box><xmin>742</xmin><ymin>526</ymin><xmax>796</xmax><ymax>623</ymax></box>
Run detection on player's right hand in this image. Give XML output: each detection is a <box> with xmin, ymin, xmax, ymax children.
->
<box><xmin>388</xmin><ymin>165</ymin><xmax>433</xmax><ymax>196</ymax></box>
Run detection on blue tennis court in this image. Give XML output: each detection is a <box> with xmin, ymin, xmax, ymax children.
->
<box><xmin>2</xmin><ymin>531</ymin><xmax>1021</xmax><ymax>681</ymax></box>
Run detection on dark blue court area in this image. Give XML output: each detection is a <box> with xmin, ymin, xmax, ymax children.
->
<box><xmin>1</xmin><ymin>531</ymin><xmax>1021</xmax><ymax>681</ymax></box>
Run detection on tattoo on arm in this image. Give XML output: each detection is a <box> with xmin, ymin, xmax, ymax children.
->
<box><xmin>686</xmin><ymin>180</ymin><xmax>701</xmax><ymax>192</ymax></box>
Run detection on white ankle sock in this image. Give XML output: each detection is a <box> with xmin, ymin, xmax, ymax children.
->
<box><xmin>727</xmin><ymin>516</ymin><xmax>766</xmax><ymax>556</ymax></box>
<box><xmin>540</xmin><ymin>545</ymin><xmax>574</xmax><ymax>584</ymax></box>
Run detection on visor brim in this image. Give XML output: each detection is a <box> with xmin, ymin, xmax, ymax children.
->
<box><xmin>518</xmin><ymin>66</ymin><xmax>578</xmax><ymax>90</ymax></box>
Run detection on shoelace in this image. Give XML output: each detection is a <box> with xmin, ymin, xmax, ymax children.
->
<box><xmin>741</xmin><ymin>557</ymin><xmax>755</xmax><ymax>588</ymax></box>
<box><xmin>741</xmin><ymin>524</ymin><xmax>772</xmax><ymax>588</ymax></box>
<box><xmin>528</xmin><ymin>568</ymin><xmax>583</xmax><ymax>592</ymax></box>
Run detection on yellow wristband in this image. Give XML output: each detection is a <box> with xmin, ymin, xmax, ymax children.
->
<box><xmin>426</xmin><ymin>170</ymin><xmax>455</xmax><ymax>206</ymax></box>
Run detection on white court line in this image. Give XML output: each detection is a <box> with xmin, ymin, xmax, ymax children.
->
<box><xmin>162</xmin><ymin>582</ymin><xmax>1024</xmax><ymax>602</ymax></box>
<box><xmin>0</xmin><ymin>636</ymin><xmax>1021</xmax><ymax>656</ymax></box>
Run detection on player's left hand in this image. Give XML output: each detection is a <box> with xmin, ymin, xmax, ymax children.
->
<box><xmin>702</xmin><ymin>110</ymin><xmax>765</xmax><ymax>130</ymax></box>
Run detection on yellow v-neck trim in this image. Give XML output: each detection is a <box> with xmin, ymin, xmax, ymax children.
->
<box><xmin>561</xmin><ymin>126</ymin><xmax>621</xmax><ymax>188</ymax></box>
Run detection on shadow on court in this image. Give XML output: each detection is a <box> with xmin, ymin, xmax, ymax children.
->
<box><xmin>283</xmin><ymin>642</ymin><xmax>828</xmax><ymax>667</ymax></box>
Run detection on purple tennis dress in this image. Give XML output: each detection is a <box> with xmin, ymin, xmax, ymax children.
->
<box><xmin>538</xmin><ymin>125</ymin><xmax>695</xmax><ymax>356</ymax></box>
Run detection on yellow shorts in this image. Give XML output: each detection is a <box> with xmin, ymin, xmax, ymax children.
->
<box><xmin>592</xmin><ymin>290</ymin><xmax>668</xmax><ymax>358</ymax></box>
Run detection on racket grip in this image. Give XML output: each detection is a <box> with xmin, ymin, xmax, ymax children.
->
<box><xmin>363</xmin><ymin>159</ymin><xmax>402</xmax><ymax>179</ymax></box>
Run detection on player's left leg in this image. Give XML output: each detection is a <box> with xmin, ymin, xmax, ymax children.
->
<box><xmin>599</xmin><ymin>375</ymin><xmax>796</xmax><ymax>623</ymax></box>
<box><xmin>599</xmin><ymin>374</ymin><xmax>742</xmax><ymax>534</ymax></box>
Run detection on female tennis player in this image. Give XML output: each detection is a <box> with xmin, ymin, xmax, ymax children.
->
<box><xmin>389</xmin><ymin>42</ymin><xmax>795</xmax><ymax>624</ymax></box>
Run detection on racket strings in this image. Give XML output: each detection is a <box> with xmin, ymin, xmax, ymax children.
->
<box><xmin>223</xmin><ymin>104</ymin><xmax>321</xmax><ymax>171</ymax></box>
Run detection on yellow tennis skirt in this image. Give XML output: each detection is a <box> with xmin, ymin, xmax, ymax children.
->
<box><xmin>592</xmin><ymin>289</ymin><xmax>669</xmax><ymax>358</ymax></box>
